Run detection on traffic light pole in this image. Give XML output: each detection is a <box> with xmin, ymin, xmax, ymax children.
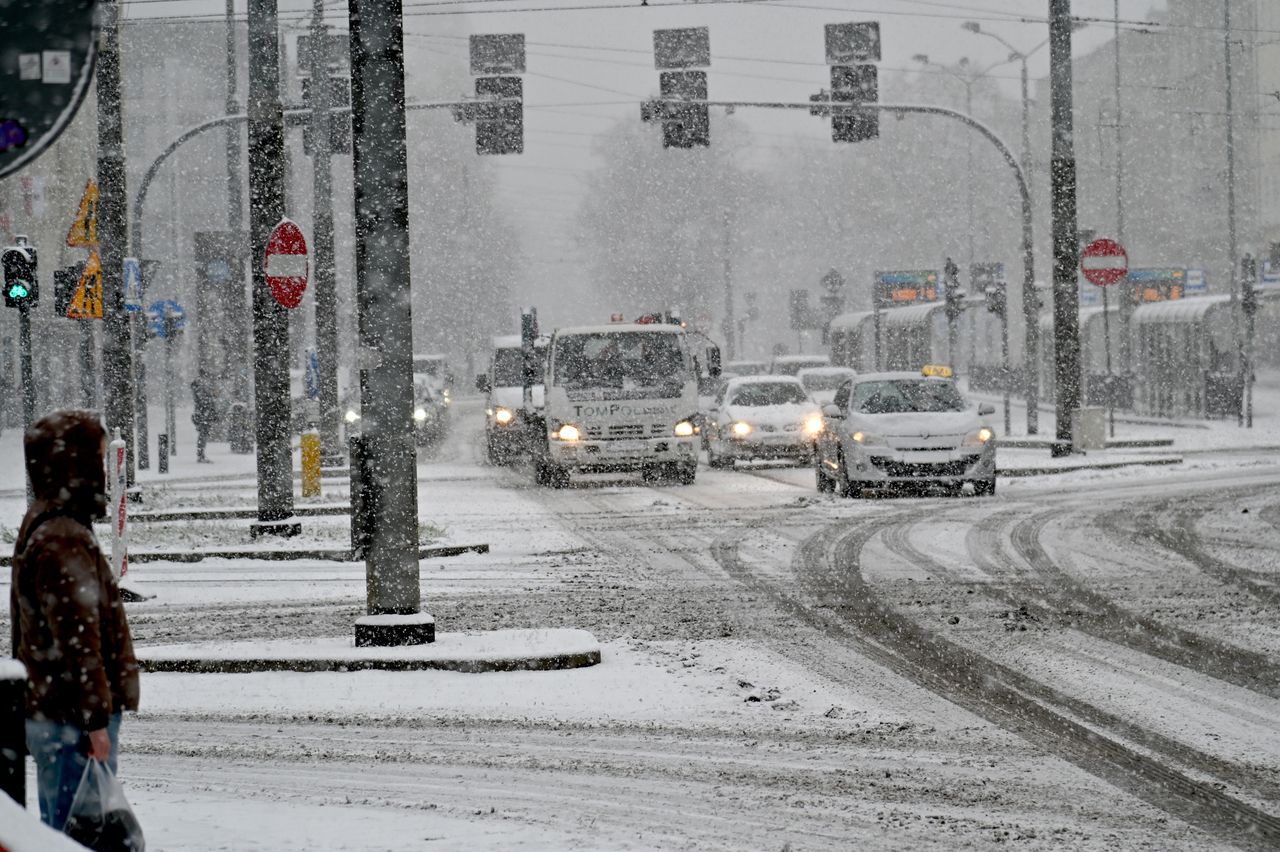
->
<box><xmin>1048</xmin><ymin>0</ymin><xmax>1081</xmax><ymax>456</ymax></box>
<box><xmin>96</xmin><ymin>0</ymin><xmax>136</xmax><ymax>484</ymax></box>
<box><xmin>18</xmin><ymin>304</ymin><xmax>33</xmax><ymax>431</ymax></box>
<box><xmin>309</xmin><ymin>0</ymin><xmax>341</xmax><ymax>464</ymax></box>
<box><xmin>247</xmin><ymin>0</ymin><xmax>297</xmax><ymax>536</ymax></box>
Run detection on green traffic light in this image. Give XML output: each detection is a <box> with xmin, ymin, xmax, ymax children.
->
<box><xmin>7</xmin><ymin>283</ymin><xmax>29</xmax><ymax>299</ymax></box>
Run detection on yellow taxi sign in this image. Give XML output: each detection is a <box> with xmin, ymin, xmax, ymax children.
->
<box><xmin>921</xmin><ymin>364</ymin><xmax>953</xmax><ymax>378</ymax></box>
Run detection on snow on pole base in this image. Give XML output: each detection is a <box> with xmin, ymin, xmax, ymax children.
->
<box><xmin>355</xmin><ymin>612</ymin><xmax>436</xmax><ymax>647</ymax></box>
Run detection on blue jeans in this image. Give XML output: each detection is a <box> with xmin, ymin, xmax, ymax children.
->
<box><xmin>25</xmin><ymin>713</ymin><xmax>122</xmax><ymax>830</ymax></box>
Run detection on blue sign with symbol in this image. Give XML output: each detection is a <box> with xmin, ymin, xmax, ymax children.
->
<box><xmin>305</xmin><ymin>349</ymin><xmax>321</xmax><ymax>400</ymax></box>
<box><xmin>146</xmin><ymin>299</ymin><xmax>186</xmax><ymax>339</ymax></box>
<box><xmin>123</xmin><ymin>257</ymin><xmax>143</xmax><ymax>311</ymax></box>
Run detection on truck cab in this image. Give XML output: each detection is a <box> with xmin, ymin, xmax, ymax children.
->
<box><xmin>538</xmin><ymin>323</ymin><xmax>702</xmax><ymax>487</ymax></box>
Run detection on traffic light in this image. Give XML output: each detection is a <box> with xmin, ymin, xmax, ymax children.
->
<box><xmin>943</xmin><ymin>257</ymin><xmax>963</xmax><ymax>322</ymax></box>
<box><xmin>3</xmin><ymin>243</ymin><xmax>37</xmax><ymax>309</ymax></box>
<box><xmin>302</xmin><ymin>75</ymin><xmax>352</xmax><ymax>156</ymax></box>
<box><xmin>475</xmin><ymin>75</ymin><xmax>523</xmax><ymax>155</ymax></box>
<box><xmin>1242</xmin><ymin>253</ymin><xmax>1258</xmax><ymax>318</ymax></box>
<box><xmin>984</xmin><ymin>284</ymin><xmax>1006</xmax><ymax>318</ymax></box>
<box><xmin>830</xmin><ymin>64</ymin><xmax>878</xmax><ymax>142</ymax></box>
<box><xmin>659</xmin><ymin>71</ymin><xmax>709</xmax><ymax>149</ymax></box>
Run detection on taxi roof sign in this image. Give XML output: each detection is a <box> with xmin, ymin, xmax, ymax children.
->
<box><xmin>921</xmin><ymin>364</ymin><xmax>952</xmax><ymax>378</ymax></box>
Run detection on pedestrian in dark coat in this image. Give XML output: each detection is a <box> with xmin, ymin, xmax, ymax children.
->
<box><xmin>10</xmin><ymin>410</ymin><xmax>140</xmax><ymax>830</ymax></box>
<box><xmin>191</xmin><ymin>373</ymin><xmax>216</xmax><ymax>463</ymax></box>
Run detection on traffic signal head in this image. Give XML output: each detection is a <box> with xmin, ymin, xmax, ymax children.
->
<box><xmin>830</xmin><ymin>64</ymin><xmax>878</xmax><ymax>143</ymax></box>
<box><xmin>3</xmin><ymin>245</ymin><xmax>37</xmax><ymax>309</ymax></box>
<box><xmin>659</xmin><ymin>70</ymin><xmax>709</xmax><ymax>149</ymax></box>
<box><xmin>984</xmin><ymin>285</ymin><xmax>1006</xmax><ymax>318</ymax></box>
<box><xmin>475</xmin><ymin>75</ymin><xmax>523</xmax><ymax>155</ymax></box>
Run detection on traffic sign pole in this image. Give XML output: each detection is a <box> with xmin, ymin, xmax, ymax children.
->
<box><xmin>1080</xmin><ymin>237</ymin><xmax>1127</xmax><ymax>439</ymax></box>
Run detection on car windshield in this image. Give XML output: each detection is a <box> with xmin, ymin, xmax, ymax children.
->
<box><xmin>851</xmin><ymin>379</ymin><xmax>967</xmax><ymax>414</ymax></box>
<box><xmin>553</xmin><ymin>332</ymin><xmax>686</xmax><ymax>393</ymax></box>
<box><xmin>731</xmin><ymin>382</ymin><xmax>809</xmax><ymax>407</ymax></box>
<box><xmin>492</xmin><ymin>347</ymin><xmax>541</xmax><ymax>386</ymax></box>
<box><xmin>801</xmin><ymin>373</ymin><xmax>852</xmax><ymax>392</ymax></box>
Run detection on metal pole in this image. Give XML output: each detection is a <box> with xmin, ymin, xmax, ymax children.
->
<box><xmin>1020</xmin><ymin>57</ymin><xmax>1039</xmax><ymax>435</ymax></box>
<box><xmin>165</xmin><ymin>329</ymin><xmax>176</xmax><ymax>455</ymax></box>
<box><xmin>1001</xmin><ymin>299</ymin><xmax>1011</xmax><ymax>435</ymax></box>
<box><xmin>96</xmin><ymin>0</ymin><xmax>135</xmax><ymax>484</ymax></box>
<box><xmin>79</xmin><ymin>321</ymin><xmax>96</xmax><ymax>408</ymax></box>
<box><xmin>349</xmin><ymin>0</ymin><xmax>422</xmax><ymax>617</ymax></box>
<box><xmin>1102</xmin><ymin>285</ymin><xmax>1115</xmax><ymax>438</ymax></box>
<box><xmin>721</xmin><ymin>208</ymin><xmax>735</xmax><ymax>360</ymax></box>
<box><xmin>133</xmin><ymin>315</ymin><xmax>148</xmax><ymax>470</ymax></box>
<box><xmin>965</xmin><ymin>82</ymin><xmax>975</xmax><ymax>269</ymax></box>
<box><xmin>18</xmin><ymin>304</ymin><xmax>33</xmax><ymax>428</ymax></box>
<box><xmin>247</xmin><ymin>0</ymin><xmax>296</xmax><ymax>533</ymax></box>
<box><xmin>310</xmin><ymin>0</ymin><xmax>342</xmax><ymax>463</ymax></box>
<box><xmin>1113</xmin><ymin>0</ymin><xmax>1132</xmax><ymax>382</ymax></box>
<box><xmin>1223</xmin><ymin>0</ymin><xmax>1243</xmax><ymax>426</ymax></box>
<box><xmin>1049</xmin><ymin>0</ymin><xmax>1081</xmax><ymax>456</ymax></box>
<box><xmin>226</xmin><ymin>0</ymin><xmax>250</xmax><ymax>412</ymax></box>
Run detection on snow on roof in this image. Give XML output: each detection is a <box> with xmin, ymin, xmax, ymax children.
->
<box><xmin>492</xmin><ymin>334</ymin><xmax>521</xmax><ymax>349</ymax></box>
<box><xmin>553</xmin><ymin>323</ymin><xmax>684</xmax><ymax>337</ymax></box>
<box><xmin>828</xmin><ymin>310</ymin><xmax>875</xmax><ymax>331</ymax></box>
<box><xmin>725</xmin><ymin>375</ymin><xmax>805</xmax><ymax>388</ymax></box>
<box><xmin>880</xmin><ymin>302</ymin><xmax>947</xmax><ymax>329</ymax></box>
<box><xmin>1132</xmin><ymin>294</ymin><xmax>1232</xmax><ymax>326</ymax></box>
<box><xmin>798</xmin><ymin>366</ymin><xmax>857</xmax><ymax>377</ymax></box>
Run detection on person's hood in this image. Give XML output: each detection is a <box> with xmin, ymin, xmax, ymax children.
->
<box><xmin>24</xmin><ymin>409</ymin><xmax>108</xmax><ymax>524</ymax></box>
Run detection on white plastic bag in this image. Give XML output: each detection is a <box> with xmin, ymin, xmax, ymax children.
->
<box><xmin>63</xmin><ymin>760</ymin><xmax>145</xmax><ymax>851</ymax></box>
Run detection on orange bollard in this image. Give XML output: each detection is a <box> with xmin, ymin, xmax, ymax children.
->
<box><xmin>301</xmin><ymin>429</ymin><xmax>322</xmax><ymax>498</ymax></box>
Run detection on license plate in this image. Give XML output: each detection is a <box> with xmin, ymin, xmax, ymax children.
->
<box><xmin>606</xmin><ymin>440</ymin><xmax>646</xmax><ymax>453</ymax></box>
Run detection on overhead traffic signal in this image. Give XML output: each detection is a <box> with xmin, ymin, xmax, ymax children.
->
<box><xmin>3</xmin><ymin>241</ymin><xmax>38</xmax><ymax>309</ymax></box>
<box><xmin>475</xmin><ymin>75</ymin><xmax>523</xmax><ymax>155</ymax></box>
<box><xmin>1242</xmin><ymin>253</ymin><xmax>1258</xmax><ymax>318</ymax></box>
<box><xmin>943</xmin><ymin>257</ymin><xmax>963</xmax><ymax>323</ymax></box>
<box><xmin>830</xmin><ymin>64</ymin><xmax>878</xmax><ymax>142</ymax></box>
<box><xmin>659</xmin><ymin>71</ymin><xmax>709</xmax><ymax>149</ymax></box>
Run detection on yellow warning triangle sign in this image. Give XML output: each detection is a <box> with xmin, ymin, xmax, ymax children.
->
<box><xmin>66</xmin><ymin>181</ymin><xmax>99</xmax><ymax>248</ymax></box>
<box><xmin>68</xmin><ymin>249</ymin><xmax>103</xmax><ymax>320</ymax></box>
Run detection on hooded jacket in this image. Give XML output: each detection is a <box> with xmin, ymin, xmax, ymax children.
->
<box><xmin>10</xmin><ymin>410</ymin><xmax>140</xmax><ymax>730</ymax></box>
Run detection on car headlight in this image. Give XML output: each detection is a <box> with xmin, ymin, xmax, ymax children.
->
<box><xmin>556</xmin><ymin>424</ymin><xmax>581</xmax><ymax>442</ymax></box>
<box><xmin>731</xmin><ymin>421</ymin><xmax>752</xmax><ymax>437</ymax></box>
<box><xmin>344</xmin><ymin>409</ymin><xmax>360</xmax><ymax>423</ymax></box>
<box><xmin>963</xmin><ymin>427</ymin><xmax>995</xmax><ymax>447</ymax></box>
<box><xmin>803</xmin><ymin>414</ymin><xmax>824</xmax><ymax>435</ymax></box>
<box><xmin>674</xmin><ymin>420</ymin><xmax>695</xmax><ymax>437</ymax></box>
<box><xmin>494</xmin><ymin>407</ymin><xmax>514</xmax><ymax>425</ymax></box>
<box><xmin>413</xmin><ymin>407</ymin><xmax>427</xmax><ymax>422</ymax></box>
<box><xmin>852</xmin><ymin>431</ymin><xmax>886</xmax><ymax>446</ymax></box>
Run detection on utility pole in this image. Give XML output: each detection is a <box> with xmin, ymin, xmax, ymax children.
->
<box><xmin>309</xmin><ymin>0</ymin><xmax>341</xmax><ymax>462</ymax></box>
<box><xmin>226</xmin><ymin>0</ymin><xmax>252</xmax><ymax>421</ymax></box>
<box><xmin>721</xmin><ymin>208</ymin><xmax>735</xmax><ymax>361</ymax></box>
<box><xmin>1113</xmin><ymin>0</ymin><xmax>1132</xmax><ymax>381</ymax></box>
<box><xmin>1049</xmin><ymin>0</ymin><xmax>1081</xmax><ymax>455</ymax></box>
<box><xmin>349</xmin><ymin>0</ymin><xmax>427</xmax><ymax>643</ymax></box>
<box><xmin>97</xmin><ymin>0</ymin><xmax>135</xmax><ymax>483</ymax></box>
<box><xmin>247</xmin><ymin>0</ymin><xmax>297</xmax><ymax>535</ymax></box>
<box><xmin>1223</xmin><ymin>0</ymin><xmax>1243</xmax><ymax>427</ymax></box>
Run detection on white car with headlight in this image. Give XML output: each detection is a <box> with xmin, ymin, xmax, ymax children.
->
<box><xmin>815</xmin><ymin>367</ymin><xmax>996</xmax><ymax>496</ymax></box>
<box><xmin>706</xmin><ymin>376</ymin><xmax>824</xmax><ymax>468</ymax></box>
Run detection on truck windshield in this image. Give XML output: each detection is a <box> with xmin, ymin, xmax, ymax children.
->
<box><xmin>852</xmin><ymin>379</ymin><xmax>966</xmax><ymax>414</ymax></box>
<box><xmin>553</xmin><ymin>332</ymin><xmax>686</xmax><ymax>393</ymax></box>
<box><xmin>492</xmin><ymin>348</ymin><xmax>541</xmax><ymax>386</ymax></box>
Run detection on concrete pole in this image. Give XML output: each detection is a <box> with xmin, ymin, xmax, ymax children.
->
<box><xmin>1019</xmin><ymin>56</ymin><xmax>1039</xmax><ymax>435</ymax></box>
<box><xmin>1049</xmin><ymin>0</ymin><xmax>1081</xmax><ymax>455</ymax></box>
<box><xmin>226</xmin><ymin>0</ymin><xmax>252</xmax><ymax>411</ymax></box>
<box><xmin>1223</xmin><ymin>0</ymin><xmax>1243</xmax><ymax>426</ymax></box>
<box><xmin>348</xmin><ymin>0</ymin><xmax>423</xmax><ymax>620</ymax></box>
<box><xmin>1113</xmin><ymin>0</ymin><xmax>1133</xmax><ymax>380</ymax></box>
<box><xmin>247</xmin><ymin>0</ymin><xmax>297</xmax><ymax>534</ymax></box>
<box><xmin>721</xmin><ymin>208</ymin><xmax>735</xmax><ymax>361</ymax></box>
<box><xmin>96</xmin><ymin>0</ymin><xmax>135</xmax><ymax>483</ymax></box>
<box><xmin>309</xmin><ymin>0</ymin><xmax>342</xmax><ymax>462</ymax></box>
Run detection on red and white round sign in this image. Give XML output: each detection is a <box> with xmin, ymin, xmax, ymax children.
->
<box><xmin>264</xmin><ymin>218</ymin><xmax>309</xmax><ymax>309</ymax></box>
<box><xmin>1080</xmin><ymin>238</ymin><xmax>1128</xmax><ymax>287</ymax></box>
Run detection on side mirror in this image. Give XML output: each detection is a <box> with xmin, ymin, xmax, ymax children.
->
<box><xmin>475</xmin><ymin>374</ymin><xmax>491</xmax><ymax>393</ymax></box>
<box><xmin>978</xmin><ymin>403</ymin><xmax>995</xmax><ymax>416</ymax></box>
<box><xmin>822</xmin><ymin>404</ymin><xmax>843</xmax><ymax>419</ymax></box>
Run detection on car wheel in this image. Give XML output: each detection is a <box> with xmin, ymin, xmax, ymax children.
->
<box><xmin>834</xmin><ymin>452</ymin><xmax>857</xmax><ymax>498</ymax></box>
<box><xmin>815</xmin><ymin>457</ymin><xmax>834</xmax><ymax>493</ymax></box>
<box><xmin>677</xmin><ymin>463</ymin><xmax>697</xmax><ymax>486</ymax></box>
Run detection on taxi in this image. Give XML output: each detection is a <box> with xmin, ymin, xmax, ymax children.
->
<box><xmin>814</xmin><ymin>365</ymin><xmax>997</xmax><ymax>496</ymax></box>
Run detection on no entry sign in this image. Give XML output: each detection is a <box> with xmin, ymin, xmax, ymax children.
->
<box><xmin>1081</xmin><ymin>238</ymin><xmax>1128</xmax><ymax>287</ymax></box>
<box><xmin>264</xmin><ymin>218</ymin><xmax>309</xmax><ymax>309</ymax></box>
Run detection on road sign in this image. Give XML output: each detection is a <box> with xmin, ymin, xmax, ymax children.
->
<box><xmin>123</xmin><ymin>256</ymin><xmax>143</xmax><ymax>311</ymax></box>
<box><xmin>67</xmin><ymin>249</ymin><xmax>102</xmax><ymax>319</ymax></box>
<box><xmin>264</xmin><ymin>218</ymin><xmax>309</xmax><ymax>309</ymax></box>
<box><xmin>66</xmin><ymin>180</ymin><xmax>98</xmax><ymax>247</ymax></box>
<box><xmin>825</xmin><ymin>22</ymin><xmax>881</xmax><ymax>64</ymax></box>
<box><xmin>469</xmin><ymin>33</ymin><xmax>525</xmax><ymax>75</ymax></box>
<box><xmin>0</xmin><ymin>0</ymin><xmax>99</xmax><ymax>180</ymax></box>
<box><xmin>146</xmin><ymin>299</ymin><xmax>186</xmax><ymax>339</ymax></box>
<box><xmin>653</xmin><ymin>27</ymin><xmax>711</xmax><ymax>70</ymax></box>
<box><xmin>1080</xmin><ymin>238</ymin><xmax>1128</xmax><ymax>287</ymax></box>
<box><xmin>821</xmin><ymin>268</ymin><xmax>845</xmax><ymax>294</ymax></box>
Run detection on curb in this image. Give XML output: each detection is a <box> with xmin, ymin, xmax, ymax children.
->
<box><xmin>137</xmin><ymin>649</ymin><xmax>601</xmax><ymax>675</ymax></box>
<box><xmin>0</xmin><ymin>543</ymin><xmax>489</xmax><ymax>568</ymax></box>
<box><xmin>998</xmin><ymin>456</ymin><xmax>1182</xmax><ymax>477</ymax></box>
<box><xmin>126</xmin><ymin>504</ymin><xmax>352</xmax><ymax>523</ymax></box>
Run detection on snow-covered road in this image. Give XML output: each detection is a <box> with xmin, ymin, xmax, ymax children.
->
<box><xmin>3</xmin><ymin>402</ymin><xmax>1279</xmax><ymax>849</ymax></box>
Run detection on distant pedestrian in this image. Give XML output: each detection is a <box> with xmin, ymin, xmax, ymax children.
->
<box><xmin>10</xmin><ymin>410</ymin><xmax>141</xmax><ymax>830</ymax></box>
<box><xmin>191</xmin><ymin>373</ymin><xmax>216</xmax><ymax>463</ymax></box>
